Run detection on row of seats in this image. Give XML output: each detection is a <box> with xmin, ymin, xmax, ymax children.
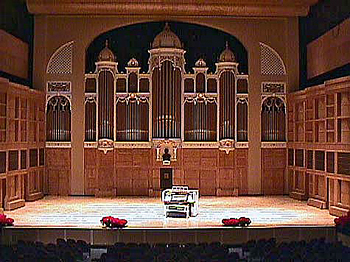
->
<box><xmin>1</xmin><ymin>237</ymin><xmax>349</xmax><ymax>262</ymax></box>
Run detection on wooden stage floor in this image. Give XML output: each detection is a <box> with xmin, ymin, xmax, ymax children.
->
<box><xmin>4</xmin><ymin>195</ymin><xmax>335</xmax><ymax>229</ymax></box>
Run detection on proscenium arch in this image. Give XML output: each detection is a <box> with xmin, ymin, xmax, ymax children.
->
<box><xmin>85</xmin><ymin>21</ymin><xmax>248</xmax><ymax>74</ymax></box>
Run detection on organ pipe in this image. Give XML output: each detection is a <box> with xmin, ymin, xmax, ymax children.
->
<box><xmin>219</xmin><ymin>71</ymin><xmax>235</xmax><ymax>140</ymax></box>
<box><xmin>46</xmin><ymin>96</ymin><xmax>71</xmax><ymax>141</ymax></box>
<box><xmin>152</xmin><ymin>61</ymin><xmax>181</xmax><ymax>138</ymax></box>
<box><xmin>184</xmin><ymin>100</ymin><xmax>217</xmax><ymax>141</ymax></box>
<box><xmin>98</xmin><ymin>70</ymin><xmax>114</xmax><ymax>139</ymax></box>
<box><xmin>261</xmin><ymin>97</ymin><xmax>286</xmax><ymax>142</ymax></box>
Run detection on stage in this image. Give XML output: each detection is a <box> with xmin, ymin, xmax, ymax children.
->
<box><xmin>1</xmin><ymin>196</ymin><xmax>337</xmax><ymax>245</ymax></box>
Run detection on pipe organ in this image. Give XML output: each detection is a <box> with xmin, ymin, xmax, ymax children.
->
<box><xmin>80</xmin><ymin>23</ymin><xmax>256</xmax><ymax>197</ymax></box>
<box><xmin>41</xmin><ymin>23</ymin><xmax>290</xmax><ymax>197</ymax></box>
<box><xmin>83</xmin><ymin>25</ymin><xmax>249</xmax><ymax>147</ymax></box>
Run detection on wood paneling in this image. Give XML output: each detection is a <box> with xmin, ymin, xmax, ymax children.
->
<box><xmin>46</xmin><ymin>149</ymin><xmax>71</xmax><ymax>196</ymax></box>
<box><xmin>97</xmin><ymin>150</ymin><xmax>115</xmax><ymax>197</ymax></box>
<box><xmin>0</xmin><ymin>79</ymin><xmax>45</xmax><ymax>210</ymax></box>
<box><xmin>84</xmin><ymin>147</ymin><xmax>248</xmax><ymax>197</ymax></box>
<box><xmin>0</xmin><ymin>30</ymin><xmax>28</xmax><ymax>79</ymax></box>
<box><xmin>307</xmin><ymin>18</ymin><xmax>350</xmax><ymax>79</ymax></box>
<box><xmin>26</xmin><ymin>168</ymin><xmax>44</xmax><ymax>201</ymax></box>
<box><xmin>262</xmin><ymin>149</ymin><xmax>286</xmax><ymax>195</ymax></box>
<box><xmin>219</xmin><ymin>151</ymin><xmax>234</xmax><ymax>168</ymax></box>
<box><xmin>236</xmin><ymin>149</ymin><xmax>248</xmax><ymax>195</ymax></box>
<box><xmin>84</xmin><ymin>149</ymin><xmax>97</xmax><ymax>195</ymax></box>
<box><xmin>200</xmin><ymin>170</ymin><xmax>216</xmax><ymax>195</ymax></box>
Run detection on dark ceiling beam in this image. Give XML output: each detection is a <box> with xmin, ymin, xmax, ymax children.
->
<box><xmin>26</xmin><ymin>0</ymin><xmax>318</xmax><ymax>17</ymax></box>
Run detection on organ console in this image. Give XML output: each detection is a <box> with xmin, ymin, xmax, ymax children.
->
<box><xmin>161</xmin><ymin>186</ymin><xmax>199</xmax><ymax>218</ymax></box>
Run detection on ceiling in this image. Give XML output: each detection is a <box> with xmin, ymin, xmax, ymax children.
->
<box><xmin>26</xmin><ymin>0</ymin><xmax>319</xmax><ymax>17</ymax></box>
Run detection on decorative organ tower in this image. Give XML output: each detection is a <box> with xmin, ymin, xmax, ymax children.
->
<box><xmin>149</xmin><ymin>23</ymin><xmax>185</xmax><ymax>139</ymax></box>
<box><xmin>96</xmin><ymin>40</ymin><xmax>118</xmax><ymax>141</ymax></box>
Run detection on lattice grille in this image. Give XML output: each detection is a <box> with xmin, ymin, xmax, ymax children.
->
<box><xmin>47</xmin><ymin>41</ymin><xmax>73</xmax><ymax>74</ymax></box>
<box><xmin>260</xmin><ymin>43</ymin><xmax>286</xmax><ymax>75</ymax></box>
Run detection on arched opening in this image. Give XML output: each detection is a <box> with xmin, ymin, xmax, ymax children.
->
<box><xmin>46</xmin><ymin>96</ymin><xmax>71</xmax><ymax>141</ymax></box>
<box><xmin>85</xmin><ymin>21</ymin><xmax>248</xmax><ymax>74</ymax></box>
<box><xmin>261</xmin><ymin>97</ymin><xmax>286</xmax><ymax>142</ymax></box>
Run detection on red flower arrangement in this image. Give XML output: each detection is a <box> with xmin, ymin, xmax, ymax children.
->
<box><xmin>334</xmin><ymin>212</ymin><xmax>350</xmax><ymax>228</ymax></box>
<box><xmin>222</xmin><ymin>217</ymin><xmax>251</xmax><ymax>227</ymax></box>
<box><xmin>0</xmin><ymin>214</ymin><xmax>14</xmax><ymax>227</ymax></box>
<box><xmin>100</xmin><ymin>216</ymin><xmax>127</xmax><ymax>228</ymax></box>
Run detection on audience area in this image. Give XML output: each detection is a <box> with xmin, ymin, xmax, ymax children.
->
<box><xmin>1</xmin><ymin>237</ymin><xmax>350</xmax><ymax>261</ymax></box>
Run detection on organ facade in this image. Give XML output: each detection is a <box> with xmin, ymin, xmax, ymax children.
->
<box><xmin>77</xmin><ymin>24</ymin><xmax>251</xmax><ymax>196</ymax></box>
<box><xmin>42</xmin><ymin>23</ymin><xmax>290</xmax><ymax>197</ymax></box>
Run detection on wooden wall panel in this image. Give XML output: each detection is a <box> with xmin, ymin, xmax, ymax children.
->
<box><xmin>83</xmin><ymin>146</ymin><xmax>249</xmax><ymax>197</ymax></box>
<box><xmin>307</xmin><ymin>18</ymin><xmax>350</xmax><ymax>79</ymax></box>
<box><xmin>115</xmin><ymin>149</ymin><xmax>133</xmax><ymax>166</ymax></box>
<box><xmin>218</xmin><ymin>169</ymin><xmax>233</xmax><ymax>189</ymax></box>
<box><xmin>0</xmin><ymin>179</ymin><xmax>5</xmax><ymax>211</ymax></box>
<box><xmin>183</xmin><ymin>149</ymin><xmax>201</xmax><ymax>167</ymax></box>
<box><xmin>184</xmin><ymin>169</ymin><xmax>200</xmax><ymax>189</ymax></box>
<box><xmin>133</xmin><ymin>149</ymin><xmax>150</xmax><ymax>167</ymax></box>
<box><xmin>132</xmin><ymin>168</ymin><xmax>149</xmax><ymax>196</ymax></box>
<box><xmin>219</xmin><ymin>151</ymin><xmax>234</xmax><ymax>168</ymax></box>
<box><xmin>46</xmin><ymin>149</ymin><xmax>71</xmax><ymax>196</ymax></box>
<box><xmin>59</xmin><ymin>170</ymin><xmax>70</xmax><ymax>196</ymax></box>
<box><xmin>341</xmin><ymin>181</ymin><xmax>350</xmax><ymax>208</ymax></box>
<box><xmin>0</xmin><ymin>30</ymin><xmax>28</xmax><ymax>79</ymax></box>
<box><xmin>173</xmin><ymin>169</ymin><xmax>183</xmax><ymax>186</ymax></box>
<box><xmin>26</xmin><ymin>168</ymin><xmax>44</xmax><ymax>201</ymax></box>
<box><xmin>262</xmin><ymin>149</ymin><xmax>286</xmax><ymax>195</ymax></box>
<box><xmin>97</xmin><ymin>150</ymin><xmax>115</xmax><ymax>196</ymax></box>
<box><xmin>47</xmin><ymin>169</ymin><xmax>59</xmax><ymax>195</ymax></box>
<box><xmin>236</xmin><ymin>149</ymin><xmax>248</xmax><ymax>195</ymax></box>
<box><xmin>133</xmin><ymin>177</ymin><xmax>149</xmax><ymax>196</ymax></box>
<box><xmin>84</xmin><ymin>149</ymin><xmax>97</xmax><ymax>195</ymax></box>
<box><xmin>84</xmin><ymin>168</ymin><xmax>97</xmax><ymax>195</ymax></box>
<box><xmin>200</xmin><ymin>170</ymin><xmax>216</xmax><ymax>195</ymax></box>
<box><xmin>117</xmin><ymin>175</ymin><xmax>133</xmax><ymax>196</ymax></box>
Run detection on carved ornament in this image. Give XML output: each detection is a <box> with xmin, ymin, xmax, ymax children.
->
<box><xmin>116</xmin><ymin>93</ymin><xmax>149</xmax><ymax>105</ymax></box>
<box><xmin>261</xmin><ymin>142</ymin><xmax>286</xmax><ymax>148</ymax></box>
<box><xmin>97</xmin><ymin>139</ymin><xmax>114</xmax><ymax>154</ymax></box>
<box><xmin>219</xmin><ymin>139</ymin><xmax>235</xmax><ymax>154</ymax></box>
<box><xmin>184</xmin><ymin>93</ymin><xmax>217</xmax><ymax>105</ymax></box>
<box><xmin>46</xmin><ymin>142</ymin><xmax>71</xmax><ymax>148</ymax></box>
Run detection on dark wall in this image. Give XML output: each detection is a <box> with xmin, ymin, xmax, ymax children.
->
<box><xmin>0</xmin><ymin>0</ymin><xmax>33</xmax><ymax>87</ymax></box>
<box><xmin>299</xmin><ymin>0</ymin><xmax>350</xmax><ymax>89</ymax></box>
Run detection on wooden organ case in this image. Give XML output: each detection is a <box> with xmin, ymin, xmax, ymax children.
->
<box><xmin>82</xmin><ymin>24</ymin><xmax>249</xmax><ymax>197</ymax></box>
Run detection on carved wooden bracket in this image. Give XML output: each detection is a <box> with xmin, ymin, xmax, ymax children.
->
<box><xmin>97</xmin><ymin>139</ymin><xmax>114</xmax><ymax>154</ymax></box>
<box><xmin>219</xmin><ymin>139</ymin><xmax>235</xmax><ymax>154</ymax></box>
